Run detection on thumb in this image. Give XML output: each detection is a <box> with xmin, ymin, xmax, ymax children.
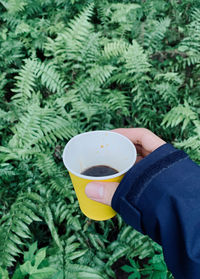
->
<box><xmin>85</xmin><ymin>182</ymin><xmax>119</xmax><ymax>206</ymax></box>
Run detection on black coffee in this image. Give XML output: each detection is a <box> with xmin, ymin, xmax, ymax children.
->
<box><xmin>81</xmin><ymin>165</ymin><xmax>118</xmax><ymax>177</ymax></box>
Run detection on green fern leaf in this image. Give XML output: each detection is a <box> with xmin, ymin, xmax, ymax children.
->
<box><xmin>2</xmin><ymin>0</ymin><xmax>27</xmax><ymax>14</ymax></box>
<box><xmin>47</xmin><ymin>3</ymin><xmax>96</xmax><ymax>68</ymax></box>
<box><xmin>44</xmin><ymin>206</ymin><xmax>62</xmax><ymax>250</ymax></box>
<box><xmin>12</xmin><ymin>59</ymin><xmax>36</xmax><ymax>100</ymax></box>
<box><xmin>162</xmin><ymin>102</ymin><xmax>197</xmax><ymax>130</ymax></box>
<box><xmin>0</xmin><ymin>193</ymin><xmax>43</xmax><ymax>267</ymax></box>
<box><xmin>105</xmin><ymin>90</ymin><xmax>130</xmax><ymax>116</ymax></box>
<box><xmin>88</xmin><ymin>65</ymin><xmax>116</xmax><ymax>85</ymax></box>
<box><xmin>144</xmin><ymin>17</ymin><xmax>171</xmax><ymax>53</ymax></box>
<box><xmin>7</xmin><ymin>104</ymin><xmax>77</xmax><ymax>152</ymax></box>
<box><xmin>103</xmin><ymin>40</ymin><xmax>128</xmax><ymax>59</ymax></box>
<box><xmin>109</xmin><ymin>3</ymin><xmax>141</xmax><ymax>24</ymax></box>
<box><xmin>34</xmin><ymin>60</ymin><xmax>67</xmax><ymax>94</ymax></box>
<box><xmin>124</xmin><ymin>40</ymin><xmax>151</xmax><ymax>75</ymax></box>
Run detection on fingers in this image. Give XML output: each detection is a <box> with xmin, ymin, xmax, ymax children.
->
<box><xmin>85</xmin><ymin>182</ymin><xmax>119</xmax><ymax>206</ymax></box>
<box><xmin>135</xmin><ymin>143</ymin><xmax>150</xmax><ymax>157</ymax></box>
<box><xmin>112</xmin><ymin>128</ymin><xmax>166</xmax><ymax>154</ymax></box>
<box><xmin>112</xmin><ymin>128</ymin><xmax>146</xmax><ymax>145</ymax></box>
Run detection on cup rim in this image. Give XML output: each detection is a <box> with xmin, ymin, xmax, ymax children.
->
<box><xmin>62</xmin><ymin>130</ymin><xmax>137</xmax><ymax>180</ymax></box>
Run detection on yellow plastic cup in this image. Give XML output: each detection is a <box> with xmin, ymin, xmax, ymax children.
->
<box><xmin>62</xmin><ymin>131</ymin><xmax>136</xmax><ymax>221</ymax></box>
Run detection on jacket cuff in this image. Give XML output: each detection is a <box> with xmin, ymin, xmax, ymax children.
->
<box><xmin>111</xmin><ymin>143</ymin><xmax>188</xmax><ymax>233</ymax></box>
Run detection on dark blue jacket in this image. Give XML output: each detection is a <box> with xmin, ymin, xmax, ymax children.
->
<box><xmin>112</xmin><ymin>143</ymin><xmax>200</xmax><ymax>279</ymax></box>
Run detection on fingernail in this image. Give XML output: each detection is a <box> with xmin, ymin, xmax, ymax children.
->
<box><xmin>85</xmin><ymin>183</ymin><xmax>104</xmax><ymax>200</ymax></box>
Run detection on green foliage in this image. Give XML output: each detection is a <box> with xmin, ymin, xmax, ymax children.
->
<box><xmin>12</xmin><ymin>59</ymin><xmax>67</xmax><ymax>102</ymax></box>
<box><xmin>0</xmin><ymin>0</ymin><xmax>199</xmax><ymax>278</ymax></box>
<box><xmin>0</xmin><ymin>192</ymin><xmax>43</xmax><ymax>267</ymax></box>
<box><xmin>0</xmin><ymin>242</ymin><xmax>57</xmax><ymax>279</ymax></box>
<box><xmin>13</xmin><ymin>242</ymin><xmax>56</xmax><ymax>279</ymax></box>
<box><xmin>121</xmin><ymin>255</ymin><xmax>173</xmax><ymax>279</ymax></box>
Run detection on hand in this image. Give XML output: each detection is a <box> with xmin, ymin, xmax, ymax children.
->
<box><xmin>85</xmin><ymin>128</ymin><xmax>166</xmax><ymax>206</ymax></box>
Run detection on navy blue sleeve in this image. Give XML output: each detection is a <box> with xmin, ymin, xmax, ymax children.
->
<box><xmin>111</xmin><ymin>143</ymin><xmax>200</xmax><ymax>279</ymax></box>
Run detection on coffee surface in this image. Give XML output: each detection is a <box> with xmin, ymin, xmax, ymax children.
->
<box><xmin>81</xmin><ymin>165</ymin><xmax>118</xmax><ymax>177</ymax></box>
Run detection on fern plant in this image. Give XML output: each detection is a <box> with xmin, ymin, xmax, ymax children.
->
<box><xmin>0</xmin><ymin>192</ymin><xmax>43</xmax><ymax>267</ymax></box>
<box><xmin>0</xmin><ymin>0</ymin><xmax>199</xmax><ymax>278</ymax></box>
<box><xmin>121</xmin><ymin>256</ymin><xmax>173</xmax><ymax>279</ymax></box>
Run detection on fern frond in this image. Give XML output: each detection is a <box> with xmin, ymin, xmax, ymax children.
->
<box><xmin>0</xmin><ymin>38</ymin><xmax>24</xmax><ymax>67</ymax></box>
<box><xmin>49</xmin><ymin>256</ymin><xmax>106</xmax><ymax>279</ymax></box>
<box><xmin>105</xmin><ymin>90</ymin><xmax>130</xmax><ymax>117</ymax></box>
<box><xmin>174</xmin><ymin>120</ymin><xmax>200</xmax><ymax>163</ymax></box>
<box><xmin>103</xmin><ymin>40</ymin><xmax>128</xmax><ymax>59</ymax></box>
<box><xmin>0</xmin><ymin>267</ymin><xmax>9</xmax><ymax>278</ymax></box>
<box><xmin>153</xmin><ymin>72</ymin><xmax>183</xmax><ymax>105</ymax></box>
<box><xmin>0</xmin><ymin>192</ymin><xmax>42</xmax><ymax>267</ymax></box>
<box><xmin>106</xmin><ymin>226</ymin><xmax>159</xmax><ymax>276</ymax></box>
<box><xmin>12</xmin><ymin>59</ymin><xmax>67</xmax><ymax>102</ymax></box>
<box><xmin>43</xmin><ymin>205</ymin><xmax>62</xmax><ymax>250</ymax></box>
<box><xmin>98</xmin><ymin>1</ymin><xmax>142</xmax><ymax>38</ymax></box>
<box><xmin>179</xmin><ymin>8</ymin><xmax>200</xmax><ymax>53</ymax></box>
<box><xmin>162</xmin><ymin>101</ymin><xmax>198</xmax><ymax>131</ymax></box>
<box><xmin>46</xmin><ymin>4</ymin><xmax>96</xmax><ymax>68</ymax></box>
<box><xmin>153</xmin><ymin>83</ymin><xmax>179</xmax><ymax>106</ymax></box>
<box><xmin>109</xmin><ymin>3</ymin><xmax>141</xmax><ymax>24</ymax></box>
<box><xmin>47</xmin><ymin>234</ymin><xmax>107</xmax><ymax>279</ymax></box>
<box><xmin>64</xmin><ymin>3</ymin><xmax>94</xmax><ymax>44</ymax></box>
<box><xmin>8</xmin><ymin>104</ymin><xmax>77</xmax><ymax>151</ymax></box>
<box><xmin>1</xmin><ymin>0</ymin><xmax>27</xmax><ymax>14</ymax></box>
<box><xmin>34</xmin><ymin>60</ymin><xmax>67</xmax><ymax>95</ymax></box>
<box><xmin>0</xmin><ymin>108</ymin><xmax>16</xmax><ymax>127</ymax></box>
<box><xmin>88</xmin><ymin>65</ymin><xmax>116</xmax><ymax>85</ymax></box>
<box><xmin>124</xmin><ymin>40</ymin><xmax>151</xmax><ymax>75</ymax></box>
<box><xmin>12</xmin><ymin>59</ymin><xmax>36</xmax><ymax>100</ymax></box>
<box><xmin>144</xmin><ymin>17</ymin><xmax>171</xmax><ymax>53</ymax></box>
<box><xmin>72</xmin><ymin>78</ymin><xmax>99</xmax><ymax>101</ymax></box>
<box><xmin>35</xmin><ymin>153</ymin><xmax>60</xmax><ymax>177</ymax></box>
<box><xmin>176</xmin><ymin>134</ymin><xmax>200</xmax><ymax>162</ymax></box>
<box><xmin>0</xmin><ymin>163</ymin><xmax>15</xmax><ymax>177</ymax></box>
<box><xmin>155</xmin><ymin>72</ymin><xmax>183</xmax><ymax>84</ymax></box>
<box><xmin>67</xmin><ymin>263</ymin><xmax>106</xmax><ymax>279</ymax></box>
<box><xmin>53</xmin><ymin>92</ymin><xmax>79</xmax><ymax>117</ymax></box>
<box><xmin>23</xmin><ymin>0</ymin><xmax>43</xmax><ymax>16</ymax></box>
<box><xmin>35</xmin><ymin>153</ymin><xmax>75</xmax><ymax>201</ymax></box>
<box><xmin>15</xmin><ymin>21</ymin><xmax>30</xmax><ymax>35</ymax></box>
<box><xmin>72</xmin><ymin>100</ymin><xmax>101</xmax><ymax>122</ymax></box>
<box><xmin>182</xmin><ymin>54</ymin><xmax>200</xmax><ymax>69</ymax></box>
<box><xmin>52</xmin><ymin>200</ymin><xmax>78</xmax><ymax>225</ymax></box>
<box><xmin>0</xmin><ymin>145</ymin><xmax>40</xmax><ymax>162</ymax></box>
